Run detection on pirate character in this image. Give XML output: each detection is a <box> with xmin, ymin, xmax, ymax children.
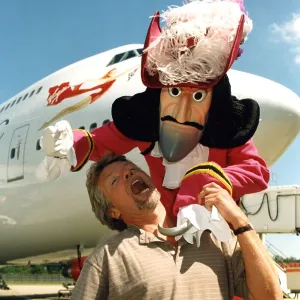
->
<box><xmin>37</xmin><ymin>0</ymin><xmax>269</xmax><ymax>245</ymax></box>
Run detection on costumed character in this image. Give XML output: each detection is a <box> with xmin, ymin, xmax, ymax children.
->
<box><xmin>36</xmin><ymin>0</ymin><xmax>270</xmax><ymax>246</ymax></box>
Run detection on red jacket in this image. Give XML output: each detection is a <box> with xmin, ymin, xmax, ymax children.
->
<box><xmin>72</xmin><ymin>122</ymin><xmax>270</xmax><ymax>218</ymax></box>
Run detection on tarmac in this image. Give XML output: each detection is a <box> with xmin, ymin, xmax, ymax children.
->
<box><xmin>1</xmin><ymin>284</ymin><xmax>297</xmax><ymax>299</ymax></box>
<box><xmin>0</xmin><ymin>284</ymin><xmax>71</xmax><ymax>299</ymax></box>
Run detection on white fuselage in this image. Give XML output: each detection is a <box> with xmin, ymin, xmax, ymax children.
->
<box><xmin>0</xmin><ymin>44</ymin><xmax>300</xmax><ymax>264</ymax></box>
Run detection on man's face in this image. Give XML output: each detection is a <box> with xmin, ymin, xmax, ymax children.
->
<box><xmin>159</xmin><ymin>87</ymin><xmax>212</xmax><ymax>162</ymax></box>
<box><xmin>98</xmin><ymin>161</ymin><xmax>160</xmax><ymax>219</ymax></box>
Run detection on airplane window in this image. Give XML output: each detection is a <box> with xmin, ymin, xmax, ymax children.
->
<box><xmin>106</xmin><ymin>50</ymin><xmax>139</xmax><ymax>67</ymax></box>
<box><xmin>36</xmin><ymin>86</ymin><xmax>43</xmax><ymax>94</ymax></box>
<box><xmin>106</xmin><ymin>52</ymin><xmax>126</xmax><ymax>67</ymax></box>
<box><xmin>11</xmin><ymin>100</ymin><xmax>16</xmax><ymax>107</ymax></box>
<box><xmin>0</xmin><ymin>107</ymin><xmax>4</xmax><ymax>113</ymax></box>
<box><xmin>29</xmin><ymin>90</ymin><xmax>35</xmax><ymax>97</ymax></box>
<box><xmin>16</xmin><ymin>97</ymin><xmax>22</xmax><ymax>104</ymax></box>
<box><xmin>120</xmin><ymin>51</ymin><xmax>137</xmax><ymax>62</ymax></box>
<box><xmin>102</xmin><ymin>119</ymin><xmax>110</xmax><ymax>125</ymax></box>
<box><xmin>126</xmin><ymin>50</ymin><xmax>137</xmax><ymax>60</ymax></box>
<box><xmin>5</xmin><ymin>103</ymin><xmax>10</xmax><ymax>110</ymax></box>
<box><xmin>79</xmin><ymin>126</ymin><xmax>85</xmax><ymax>130</ymax></box>
<box><xmin>10</xmin><ymin>148</ymin><xmax>15</xmax><ymax>159</ymax></box>
<box><xmin>136</xmin><ymin>48</ymin><xmax>143</xmax><ymax>55</ymax></box>
<box><xmin>90</xmin><ymin>123</ymin><xmax>97</xmax><ymax>132</ymax></box>
<box><xmin>36</xmin><ymin>139</ymin><xmax>41</xmax><ymax>151</ymax></box>
<box><xmin>23</xmin><ymin>93</ymin><xmax>28</xmax><ymax>101</ymax></box>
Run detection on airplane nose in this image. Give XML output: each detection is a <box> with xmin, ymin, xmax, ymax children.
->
<box><xmin>256</xmin><ymin>89</ymin><xmax>300</xmax><ymax>166</ymax></box>
<box><xmin>228</xmin><ymin>70</ymin><xmax>300</xmax><ymax>167</ymax></box>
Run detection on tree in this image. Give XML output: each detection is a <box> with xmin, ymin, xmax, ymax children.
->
<box><xmin>273</xmin><ymin>255</ymin><xmax>300</xmax><ymax>264</ymax></box>
<box><xmin>0</xmin><ymin>264</ymin><xmax>61</xmax><ymax>274</ymax></box>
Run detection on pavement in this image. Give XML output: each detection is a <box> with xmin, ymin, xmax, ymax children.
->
<box><xmin>0</xmin><ymin>284</ymin><xmax>71</xmax><ymax>299</ymax></box>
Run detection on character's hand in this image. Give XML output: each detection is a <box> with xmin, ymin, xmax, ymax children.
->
<box><xmin>198</xmin><ymin>182</ymin><xmax>248</xmax><ymax>229</ymax></box>
<box><xmin>40</xmin><ymin>120</ymin><xmax>76</xmax><ymax>166</ymax></box>
<box><xmin>35</xmin><ymin>120</ymin><xmax>77</xmax><ymax>181</ymax></box>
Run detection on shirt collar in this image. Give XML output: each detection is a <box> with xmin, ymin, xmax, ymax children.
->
<box><xmin>127</xmin><ymin>224</ymin><xmax>187</xmax><ymax>246</ymax></box>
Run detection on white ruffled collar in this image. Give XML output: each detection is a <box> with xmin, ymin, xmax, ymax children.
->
<box><xmin>151</xmin><ymin>142</ymin><xmax>209</xmax><ymax>189</ymax></box>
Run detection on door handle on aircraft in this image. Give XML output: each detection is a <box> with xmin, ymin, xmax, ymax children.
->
<box><xmin>0</xmin><ymin>119</ymin><xmax>9</xmax><ymax>140</ymax></box>
<box><xmin>16</xmin><ymin>144</ymin><xmax>21</xmax><ymax>160</ymax></box>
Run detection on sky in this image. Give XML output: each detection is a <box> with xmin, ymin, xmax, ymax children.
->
<box><xmin>0</xmin><ymin>0</ymin><xmax>300</xmax><ymax>258</ymax></box>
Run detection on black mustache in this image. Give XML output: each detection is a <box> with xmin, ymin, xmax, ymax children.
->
<box><xmin>161</xmin><ymin>115</ymin><xmax>204</xmax><ymax>131</ymax></box>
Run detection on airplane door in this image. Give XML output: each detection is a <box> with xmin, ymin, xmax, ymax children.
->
<box><xmin>7</xmin><ymin>125</ymin><xmax>29</xmax><ymax>182</ymax></box>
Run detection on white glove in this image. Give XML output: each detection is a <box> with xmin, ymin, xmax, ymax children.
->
<box><xmin>36</xmin><ymin>120</ymin><xmax>77</xmax><ymax>181</ymax></box>
<box><xmin>175</xmin><ymin>204</ymin><xmax>232</xmax><ymax>248</ymax></box>
<box><xmin>40</xmin><ymin>120</ymin><xmax>74</xmax><ymax>159</ymax></box>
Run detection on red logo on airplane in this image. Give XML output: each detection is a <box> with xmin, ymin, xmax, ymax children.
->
<box><xmin>47</xmin><ymin>68</ymin><xmax>118</xmax><ymax>107</ymax></box>
<box><xmin>39</xmin><ymin>66</ymin><xmax>139</xmax><ymax>131</ymax></box>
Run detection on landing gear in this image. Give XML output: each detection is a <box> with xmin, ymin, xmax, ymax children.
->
<box><xmin>58</xmin><ymin>243</ymin><xmax>85</xmax><ymax>297</ymax></box>
<box><xmin>76</xmin><ymin>244</ymin><xmax>83</xmax><ymax>272</ymax></box>
<box><xmin>58</xmin><ymin>282</ymin><xmax>75</xmax><ymax>298</ymax></box>
<box><xmin>0</xmin><ymin>274</ymin><xmax>9</xmax><ymax>290</ymax></box>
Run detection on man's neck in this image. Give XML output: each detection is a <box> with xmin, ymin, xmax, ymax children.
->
<box><xmin>125</xmin><ymin>203</ymin><xmax>177</xmax><ymax>245</ymax></box>
<box><xmin>142</xmin><ymin>204</ymin><xmax>174</xmax><ymax>231</ymax></box>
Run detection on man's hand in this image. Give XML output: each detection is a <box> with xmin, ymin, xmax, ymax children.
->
<box><xmin>198</xmin><ymin>182</ymin><xmax>248</xmax><ymax>230</ymax></box>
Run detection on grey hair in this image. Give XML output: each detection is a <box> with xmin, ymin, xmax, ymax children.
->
<box><xmin>86</xmin><ymin>153</ymin><xmax>128</xmax><ymax>232</ymax></box>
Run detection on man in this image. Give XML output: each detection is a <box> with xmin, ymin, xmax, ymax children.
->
<box><xmin>71</xmin><ymin>153</ymin><xmax>281</xmax><ymax>300</ymax></box>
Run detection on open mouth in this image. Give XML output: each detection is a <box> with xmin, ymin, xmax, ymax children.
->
<box><xmin>130</xmin><ymin>179</ymin><xmax>150</xmax><ymax>195</ymax></box>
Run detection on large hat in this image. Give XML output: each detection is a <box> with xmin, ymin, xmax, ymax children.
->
<box><xmin>141</xmin><ymin>0</ymin><xmax>252</xmax><ymax>89</ymax></box>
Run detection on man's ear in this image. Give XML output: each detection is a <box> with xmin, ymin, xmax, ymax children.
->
<box><xmin>107</xmin><ymin>207</ymin><xmax>121</xmax><ymax>219</ymax></box>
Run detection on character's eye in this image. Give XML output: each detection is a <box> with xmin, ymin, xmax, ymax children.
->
<box><xmin>193</xmin><ymin>90</ymin><xmax>207</xmax><ymax>102</ymax></box>
<box><xmin>111</xmin><ymin>178</ymin><xmax>117</xmax><ymax>186</ymax></box>
<box><xmin>168</xmin><ymin>87</ymin><xmax>182</xmax><ymax>97</ymax></box>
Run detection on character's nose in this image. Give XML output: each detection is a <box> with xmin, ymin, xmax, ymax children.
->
<box><xmin>173</xmin><ymin>93</ymin><xmax>192</xmax><ymax>123</ymax></box>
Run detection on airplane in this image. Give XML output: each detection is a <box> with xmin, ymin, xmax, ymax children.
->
<box><xmin>0</xmin><ymin>43</ymin><xmax>300</xmax><ymax>282</ymax></box>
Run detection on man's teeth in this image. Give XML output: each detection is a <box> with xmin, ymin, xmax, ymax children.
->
<box><xmin>131</xmin><ymin>179</ymin><xmax>150</xmax><ymax>195</ymax></box>
<box><xmin>141</xmin><ymin>188</ymin><xmax>150</xmax><ymax>193</ymax></box>
<box><xmin>132</xmin><ymin>180</ymin><xmax>139</xmax><ymax>186</ymax></box>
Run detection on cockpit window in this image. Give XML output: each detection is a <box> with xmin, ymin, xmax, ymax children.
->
<box><xmin>136</xmin><ymin>48</ymin><xmax>143</xmax><ymax>55</ymax></box>
<box><xmin>126</xmin><ymin>50</ymin><xmax>137</xmax><ymax>60</ymax></box>
<box><xmin>106</xmin><ymin>49</ymin><xmax>141</xmax><ymax>67</ymax></box>
<box><xmin>106</xmin><ymin>52</ymin><xmax>127</xmax><ymax>67</ymax></box>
